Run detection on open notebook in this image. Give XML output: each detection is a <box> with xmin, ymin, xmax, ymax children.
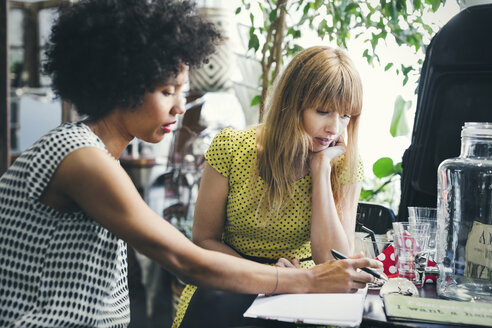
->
<box><xmin>243</xmin><ymin>287</ymin><xmax>367</xmax><ymax>327</ymax></box>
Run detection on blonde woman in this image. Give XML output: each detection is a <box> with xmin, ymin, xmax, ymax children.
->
<box><xmin>173</xmin><ymin>46</ymin><xmax>367</xmax><ymax>328</ymax></box>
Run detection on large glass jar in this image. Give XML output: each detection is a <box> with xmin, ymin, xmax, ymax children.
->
<box><xmin>437</xmin><ymin>122</ymin><xmax>492</xmax><ymax>302</ymax></box>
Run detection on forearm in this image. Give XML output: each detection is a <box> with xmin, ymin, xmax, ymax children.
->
<box><xmin>311</xmin><ymin>170</ymin><xmax>351</xmax><ymax>263</ymax></box>
<box><xmin>135</xmin><ymin>223</ymin><xmax>312</xmax><ymax>294</ymax></box>
<box><xmin>131</xmin><ymin>215</ymin><xmax>379</xmax><ymax>295</ymax></box>
<box><xmin>160</xmin><ymin>241</ymin><xmax>380</xmax><ymax>295</ymax></box>
<box><xmin>193</xmin><ymin>237</ymin><xmax>242</xmax><ymax>258</ymax></box>
<box><xmin>177</xmin><ymin>246</ymin><xmax>314</xmax><ymax>294</ymax></box>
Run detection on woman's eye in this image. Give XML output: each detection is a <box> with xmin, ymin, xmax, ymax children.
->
<box><xmin>162</xmin><ymin>90</ymin><xmax>175</xmax><ymax>96</ymax></box>
<box><xmin>342</xmin><ymin>114</ymin><xmax>351</xmax><ymax>119</ymax></box>
<box><xmin>316</xmin><ymin>110</ymin><xmax>330</xmax><ymax>114</ymax></box>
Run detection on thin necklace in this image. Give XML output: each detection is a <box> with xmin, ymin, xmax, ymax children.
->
<box><xmin>84</xmin><ymin>122</ymin><xmax>119</xmax><ymax>162</ymax></box>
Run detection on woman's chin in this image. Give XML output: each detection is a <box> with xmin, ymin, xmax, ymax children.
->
<box><xmin>310</xmin><ymin>145</ymin><xmax>329</xmax><ymax>153</ymax></box>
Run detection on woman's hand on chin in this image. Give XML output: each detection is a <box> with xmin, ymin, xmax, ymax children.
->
<box><xmin>310</xmin><ymin>135</ymin><xmax>346</xmax><ymax>173</ymax></box>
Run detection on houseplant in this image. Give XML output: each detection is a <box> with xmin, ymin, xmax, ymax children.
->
<box><xmin>237</xmin><ymin>0</ymin><xmax>445</xmax><ymax>120</ymax></box>
<box><xmin>236</xmin><ymin>0</ymin><xmax>447</xmax><ymax>207</ymax></box>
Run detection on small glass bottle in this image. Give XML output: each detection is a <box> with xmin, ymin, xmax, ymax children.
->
<box><xmin>437</xmin><ymin>122</ymin><xmax>492</xmax><ymax>302</ymax></box>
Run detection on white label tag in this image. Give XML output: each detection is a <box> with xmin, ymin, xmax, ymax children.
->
<box><xmin>465</xmin><ymin>221</ymin><xmax>492</xmax><ymax>280</ymax></box>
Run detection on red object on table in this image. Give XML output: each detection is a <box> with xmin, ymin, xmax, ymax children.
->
<box><xmin>374</xmin><ymin>244</ymin><xmax>437</xmax><ymax>283</ymax></box>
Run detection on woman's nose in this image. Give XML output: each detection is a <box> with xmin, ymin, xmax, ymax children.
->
<box><xmin>324</xmin><ymin>114</ymin><xmax>340</xmax><ymax>135</ymax></box>
<box><xmin>172</xmin><ymin>94</ymin><xmax>186</xmax><ymax>115</ymax></box>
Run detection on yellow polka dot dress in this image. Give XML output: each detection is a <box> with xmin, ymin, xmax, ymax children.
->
<box><xmin>172</xmin><ymin>127</ymin><xmax>364</xmax><ymax>327</ymax></box>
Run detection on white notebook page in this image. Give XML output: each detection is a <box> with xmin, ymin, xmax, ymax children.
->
<box><xmin>243</xmin><ymin>287</ymin><xmax>367</xmax><ymax>327</ymax></box>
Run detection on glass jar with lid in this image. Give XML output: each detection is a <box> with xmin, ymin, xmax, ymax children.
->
<box><xmin>437</xmin><ymin>122</ymin><xmax>492</xmax><ymax>302</ymax></box>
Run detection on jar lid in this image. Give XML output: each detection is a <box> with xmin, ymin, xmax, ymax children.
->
<box><xmin>462</xmin><ymin>122</ymin><xmax>492</xmax><ymax>138</ymax></box>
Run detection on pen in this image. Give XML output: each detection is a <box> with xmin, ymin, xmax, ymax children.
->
<box><xmin>330</xmin><ymin>249</ymin><xmax>387</xmax><ymax>281</ymax></box>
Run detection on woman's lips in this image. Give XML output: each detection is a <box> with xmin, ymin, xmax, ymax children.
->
<box><xmin>315</xmin><ymin>137</ymin><xmax>334</xmax><ymax>147</ymax></box>
<box><xmin>161</xmin><ymin>121</ymin><xmax>176</xmax><ymax>133</ymax></box>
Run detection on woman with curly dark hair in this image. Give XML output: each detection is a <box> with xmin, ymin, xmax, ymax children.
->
<box><xmin>0</xmin><ymin>0</ymin><xmax>381</xmax><ymax>327</ymax></box>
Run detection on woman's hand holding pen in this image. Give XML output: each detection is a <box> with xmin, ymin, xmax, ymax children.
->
<box><xmin>307</xmin><ymin>254</ymin><xmax>383</xmax><ymax>293</ymax></box>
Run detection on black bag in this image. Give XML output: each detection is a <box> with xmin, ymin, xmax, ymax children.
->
<box><xmin>398</xmin><ymin>4</ymin><xmax>492</xmax><ymax>220</ymax></box>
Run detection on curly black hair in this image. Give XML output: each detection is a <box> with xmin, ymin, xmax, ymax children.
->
<box><xmin>44</xmin><ymin>0</ymin><xmax>221</xmax><ymax>120</ymax></box>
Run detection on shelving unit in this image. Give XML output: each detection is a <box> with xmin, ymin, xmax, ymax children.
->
<box><xmin>0</xmin><ymin>0</ymin><xmax>8</xmax><ymax>176</ymax></box>
<box><xmin>0</xmin><ymin>0</ymin><xmax>68</xmax><ymax>175</ymax></box>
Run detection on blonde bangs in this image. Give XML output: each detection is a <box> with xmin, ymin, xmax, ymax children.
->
<box><xmin>301</xmin><ymin>59</ymin><xmax>363</xmax><ymax>118</ymax></box>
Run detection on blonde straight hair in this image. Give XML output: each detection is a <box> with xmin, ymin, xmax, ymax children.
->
<box><xmin>256</xmin><ymin>46</ymin><xmax>363</xmax><ymax>218</ymax></box>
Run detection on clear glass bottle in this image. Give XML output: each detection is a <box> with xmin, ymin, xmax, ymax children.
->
<box><xmin>437</xmin><ymin>122</ymin><xmax>492</xmax><ymax>302</ymax></box>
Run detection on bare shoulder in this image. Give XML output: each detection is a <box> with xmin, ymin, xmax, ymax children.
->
<box><xmin>43</xmin><ymin>147</ymin><xmax>134</xmax><ymax>212</ymax></box>
<box><xmin>57</xmin><ymin>147</ymin><xmax>123</xmax><ymax>182</ymax></box>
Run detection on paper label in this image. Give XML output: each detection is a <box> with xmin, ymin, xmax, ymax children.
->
<box><xmin>465</xmin><ymin>221</ymin><xmax>492</xmax><ymax>280</ymax></box>
<box><xmin>384</xmin><ymin>294</ymin><xmax>492</xmax><ymax>327</ymax></box>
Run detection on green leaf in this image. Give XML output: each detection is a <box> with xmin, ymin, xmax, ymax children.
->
<box><xmin>359</xmin><ymin>188</ymin><xmax>375</xmax><ymax>201</ymax></box>
<box><xmin>362</xmin><ymin>48</ymin><xmax>371</xmax><ymax>63</ymax></box>
<box><xmin>384</xmin><ymin>63</ymin><xmax>394</xmax><ymax>71</ymax></box>
<box><xmin>345</xmin><ymin>2</ymin><xmax>359</xmax><ymax>13</ymax></box>
<box><xmin>235</xmin><ymin>7</ymin><xmax>241</xmax><ymax>15</ymax></box>
<box><xmin>396</xmin><ymin>0</ymin><xmax>407</xmax><ymax>12</ymax></box>
<box><xmin>290</xmin><ymin>44</ymin><xmax>303</xmax><ymax>54</ymax></box>
<box><xmin>269</xmin><ymin>9</ymin><xmax>278</xmax><ymax>23</ymax></box>
<box><xmin>370</xmin><ymin>34</ymin><xmax>379</xmax><ymax>51</ymax></box>
<box><xmin>373</xmin><ymin>157</ymin><xmax>395</xmax><ymax>178</ymax></box>
<box><xmin>390</xmin><ymin>95</ymin><xmax>411</xmax><ymax>137</ymax></box>
<box><xmin>318</xmin><ymin>19</ymin><xmax>328</xmax><ymax>36</ymax></box>
<box><xmin>248</xmin><ymin>33</ymin><xmax>260</xmax><ymax>52</ymax></box>
<box><xmin>401</xmin><ymin>65</ymin><xmax>413</xmax><ymax>86</ymax></box>
<box><xmin>303</xmin><ymin>3</ymin><xmax>310</xmax><ymax>15</ymax></box>
<box><xmin>422</xmin><ymin>23</ymin><xmax>435</xmax><ymax>35</ymax></box>
<box><xmin>426</xmin><ymin>0</ymin><xmax>442</xmax><ymax>12</ymax></box>
<box><xmin>258</xmin><ymin>2</ymin><xmax>264</xmax><ymax>13</ymax></box>
<box><xmin>394</xmin><ymin>162</ymin><xmax>403</xmax><ymax>174</ymax></box>
<box><xmin>250</xmin><ymin>95</ymin><xmax>261</xmax><ymax>107</ymax></box>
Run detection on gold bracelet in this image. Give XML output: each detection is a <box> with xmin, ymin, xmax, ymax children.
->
<box><xmin>267</xmin><ymin>266</ymin><xmax>279</xmax><ymax>296</ymax></box>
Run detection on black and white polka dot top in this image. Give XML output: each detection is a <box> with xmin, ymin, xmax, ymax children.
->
<box><xmin>0</xmin><ymin>122</ymin><xmax>129</xmax><ymax>327</ymax></box>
